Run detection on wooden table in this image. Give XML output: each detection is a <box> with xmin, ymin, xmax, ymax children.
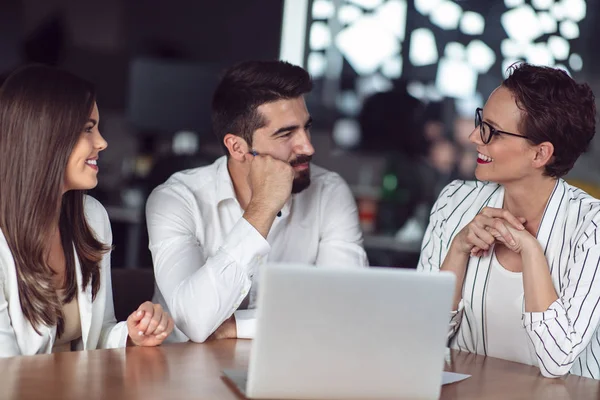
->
<box><xmin>0</xmin><ymin>340</ymin><xmax>598</xmax><ymax>399</ymax></box>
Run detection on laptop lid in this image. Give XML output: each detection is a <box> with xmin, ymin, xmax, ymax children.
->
<box><xmin>246</xmin><ymin>263</ymin><xmax>455</xmax><ymax>400</ymax></box>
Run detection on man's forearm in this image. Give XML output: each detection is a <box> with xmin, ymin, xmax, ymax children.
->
<box><xmin>208</xmin><ymin>315</ymin><xmax>238</xmax><ymax>340</ymax></box>
<box><xmin>243</xmin><ymin>201</ymin><xmax>278</xmax><ymax>239</ymax></box>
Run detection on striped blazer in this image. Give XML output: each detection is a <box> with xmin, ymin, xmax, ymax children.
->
<box><xmin>418</xmin><ymin>179</ymin><xmax>600</xmax><ymax>379</ymax></box>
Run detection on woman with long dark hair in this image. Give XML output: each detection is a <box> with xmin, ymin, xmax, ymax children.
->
<box><xmin>0</xmin><ymin>65</ymin><xmax>173</xmax><ymax>356</ymax></box>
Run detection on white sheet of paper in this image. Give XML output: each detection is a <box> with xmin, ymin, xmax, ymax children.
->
<box><xmin>442</xmin><ymin>371</ymin><xmax>471</xmax><ymax>385</ymax></box>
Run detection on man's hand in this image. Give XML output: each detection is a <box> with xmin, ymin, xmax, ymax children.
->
<box><xmin>208</xmin><ymin>315</ymin><xmax>237</xmax><ymax>340</ymax></box>
<box><xmin>243</xmin><ymin>153</ymin><xmax>294</xmax><ymax>238</ymax></box>
<box><xmin>246</xmin><ymin>153</ymin><xmax>294</xmax><ymax>214</ymax></box>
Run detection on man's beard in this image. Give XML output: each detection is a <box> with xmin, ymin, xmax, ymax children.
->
<box><xmin>290</xmin><ymin>154</ymin><xmax>312</xmax><ymax>194</ymax></box>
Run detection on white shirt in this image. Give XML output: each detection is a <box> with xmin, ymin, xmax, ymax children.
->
<box><xmin>419</xmin><ymin>179</ymin><xmax>600</xmax><ymax>379</ymax></box>
<box><xmin>485</xmin><ymin>251</ymin><xmax>537</xmax><ymax>366</ymax></box>
<box><xmin>146</xmin><ymin>156</ymin><xmax>368</xmax><ymax>343</ymax></box>
<box><xmin>0</xmin><ymin>196</ymin><xmax>129</xmax><ymax>357</ymax></box>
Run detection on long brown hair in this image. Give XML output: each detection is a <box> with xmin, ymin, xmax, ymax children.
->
<box><xmin>0</xmin><ymin>65</ymin><xmax>109</xmax><ymax>336</ymax></box>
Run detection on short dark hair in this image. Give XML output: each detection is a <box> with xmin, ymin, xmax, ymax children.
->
<box><xmin>211</xmin><ymin>60</ymin><xmax>313</xmax><ymax>155</ymax></box>
<box><xmin>502</xmin><ymin>63</ymin><xmax>596</xmax><ymax>178</ymax></box>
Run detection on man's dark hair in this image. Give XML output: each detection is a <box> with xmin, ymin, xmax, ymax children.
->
<box><xmin>211</xmin><ymin>60</ymin><xmax>313</xmax><ymax>155</ymax></box>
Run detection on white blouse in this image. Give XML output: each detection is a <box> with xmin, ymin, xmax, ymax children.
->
<box><xmin>0</xmin><ymin>196</ymin><xmax>129</xmax><ymax>357</ymax></box>
<box><xmin>485</xmin><ymin>251</ymin><xmax>536</xmax><ymax>366</ymax></box>
<box><xmin>419</xmin><ymin>179</ymin><xmax>600</xmax><ymax>379</ymax></box>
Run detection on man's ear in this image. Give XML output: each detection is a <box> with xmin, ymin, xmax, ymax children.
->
<box><xmin>224</xmin><ymin>134</ymin><xmax>249</xmax><ymax>161</ymax></box>
<box><xmin>532</xmin><ymin>141</ymin><xmax>554</xmax><ymax>170</ymax></box>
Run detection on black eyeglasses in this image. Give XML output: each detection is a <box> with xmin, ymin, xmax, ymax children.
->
<box><xmin>475</xmin><ymin>108</ymin><xmax>527</xmax><ymax>144</ymax></box>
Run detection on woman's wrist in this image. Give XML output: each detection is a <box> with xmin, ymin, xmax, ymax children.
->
<box><xmin>519</xmin><ymin>235</ymin><xmax>543</xmax><ymax>258</ymax></box>
<box><xmin>449</xmin><ymin>237</ymin><xmax>471</xmax><ymax>258</ymax></box>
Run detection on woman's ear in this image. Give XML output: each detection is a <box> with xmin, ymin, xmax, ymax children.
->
<box><xmin>532</xmin><ymin>141</ymin><xmax>555</xmax><ymax>170</ymax></box>
<box><xmin>223</xmin><ymin>134</ymin><xmax>249</xmax><ymax>161</ymax></box>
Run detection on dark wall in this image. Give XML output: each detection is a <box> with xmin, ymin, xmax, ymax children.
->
<box><xmin>0</xmin><ymin>0</ymin><xmax>22</xmax><ymax>74</ymax></box>
<box><xmin>125</xmin><ymin>0</ymin><xmax>284</xmax><ymax>63</ymax></box>
<box><xmin>3</xmin><ymin>0</ymin><xmax>285</xmax><ymax>110</ymax></box>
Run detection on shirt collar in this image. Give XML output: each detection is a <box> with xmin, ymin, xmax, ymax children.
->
<box><xmin>215</xmin><ymin>156</ymin><xmax>237</xmax><ymax>205</ymax></box>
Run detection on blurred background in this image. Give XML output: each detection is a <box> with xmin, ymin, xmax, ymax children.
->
<box><xmin>1</xmin><ymin>0</ymin><xmax>599</xmax><ymax>269</ymax></box>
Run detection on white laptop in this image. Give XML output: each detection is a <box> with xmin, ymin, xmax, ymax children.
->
<box><xmin>223</xmin><ymin>263</ymin><xmax>456</xmax><ymax>400</ymax></box>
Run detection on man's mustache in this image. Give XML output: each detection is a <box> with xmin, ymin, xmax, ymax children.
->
<box><xmin>290</xmin><ymin>155</ymin><xmax>313</xmax><ymax>167</ymax></box>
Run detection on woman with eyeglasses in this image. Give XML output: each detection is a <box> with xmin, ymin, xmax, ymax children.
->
<box><xmin>418</xmin><ymin>63</ymin><xmax>600</xmax><ymax>379</ymax></box>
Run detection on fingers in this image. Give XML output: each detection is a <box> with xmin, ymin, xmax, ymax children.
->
<box><xmin>471</xmin><ymin>247</ymin><xmax>486</xmax><ymax>257</ymax></box>
<box><xmin>466</xmin><ymin>226</ymin><xmax>495</xmax><ymax>252</ymax></box>
<box><xmin>474</xmin><ymin>212</ymin><xmax>520</xmax><ymax>247</ymax></box>
<box><xmin>128</xmin><ymin>301</ymin><xmax>153</xmax><ymax>327</ymax></box>
<box><xmin>129</xmin><ymin>309</ymin><xmax>145</xmax><ymax>324</ymax></box>
<box><xmin>127</xmin><ymin>302</ymin><xmax>174</xmax><ymax>346</ymax></box>
<box><xmin>150</xmin><ymin>316</ymin><xmax>174</xmax><ymax>345</ymax></box>
<box><xmin>489</xmin><ymin>219</ymin><xmax>516</xmax><ymax>247</ymax></box>
<box><xmin>151</xmin><ymin>311</ymin><xmax>170</xmax><ymax>337</ymax></box>
<box><xmin>163</xmin><ymin>317</ymin><xmax>175</xmax><ymax>338</ymax></box>
<box><xmin>480</xmin><ymin>207</ymin><xmax>525</xmax><ymax>230</ymax></box>
<box><xmin>129</xmin><ymin>301</ymin><xmax>159</xmax><ymax>337</ymax></box>
<box><xmin>142</xmin><ymin>304</ymin><xmax>165</xmax><ymax>336</ymax></box>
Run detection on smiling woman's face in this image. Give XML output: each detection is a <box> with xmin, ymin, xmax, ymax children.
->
<box><xmin>469</xmin><ymin>86</ymin><xmax>537</xmax><ymax>184</ymax></box>
<box><xmin>63</xmin><ymin>102</ymin><xmax>107</xmax><ymax>193</ymax></box>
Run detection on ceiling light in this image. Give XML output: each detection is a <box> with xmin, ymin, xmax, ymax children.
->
<box><xmin>415</xmin><ymin>0</ymin><xmax>442</xmax><ymax>16</ymax></box>
<box><xmin>310</xmin><ymin>22</ymin><xmax>331</xmax><ymax>50</ymax></box>
<box><xmin>569</xmin><ymin>53</ymin><xmax>583</xmax><ymax>71</ymax></box>
<box><xmin>338</xmin><ymin>4</ymin><xmax>363</xmax><ymax>24</ymax></box>
<box><xmin>445</xmin><ymin>42</ymin><xmax>465</xmax><ymax>60</ymax></box>
<box><xmin>563</xmin><ymin>0</ymin><xmax>586</xmax><ymax>22</ymax></box>
<box><xmin>373</xmin><ymin>0</ymin><xmax>407</xmax><ymax>40</ymax></box>
<box><xmin>312</xmin><ymin>0</ymin><xmax>335</xmax><ymax>19</ymax></box>
<box><xmin>538</xmin><ymin>12</ymin><xmax>557</xmax><ymax>34</ymax></box>
<box><xmin>460</xmin><ymin>11</ymin><xmax>485</xmax><ymax>35</ymax></box>
<box><xmin>466</xmin><ymin>40</ymin><xmax>496</xmax><ymax>73</ymax></box>
<box><xmin>531</xmin><ymin>0</ymin><xmax>553</xmax><ymax>10</ymax></box>
<box><xmin>409</xmin><ymin>28</ymin><xmax>439</xmax><ymax>66</ymax></box>
<box><xmin>430</xmin><ymin>0</ymin><xmax>463</xmax><ymax>30</ymax></box>
<box><xmin>436</xmin><ymin>58</ymin><xmax>477</xmax><ymax>99</ymax></box>
<box><xmin>504</xmin><ymin>0</ymin><xmax>525</xmax><ymax>8</ymax></box>
<box><xmin>307</xmin><ymin>52</ymin><xmax>327</xmax><ymax>78</ymax></box>
<box><xmin>559</xmin><ymin>20</ymin><xmax>580</xmax><ymax>39</ymax></box>
<box><xmin>335</xmin><ymin>16</ymin><xmax>400</xmax><ymax>74</ymax></box>
<box><xmin>382</xmin><ymin>56</ymin><xmax>403</xmax><ymax>78</ymax></box>
<box><xmin>346</xmin><ymin>0</ymin><xmax>384</xmax><ymax>10</ymax></box>
<box><xmin>407</xmin><ymin>80</ymin><xmax>426</xmax><ymax>99</ymax></box>
<box><xmin>501</xmin><ymin>5</ymin><xmax>543</xmax><ymax>42</ymax></box>
<box><xmin>525</xmin><ymin>42</ymin><xmax>554</xmax><ymax>66</ymax></box>
<box><xmin>547</xmin><ymin>35</ymin><xmax>570</xmax><ymax>60</ymax></box>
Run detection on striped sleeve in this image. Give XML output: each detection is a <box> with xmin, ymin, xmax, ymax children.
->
<box><xmin>522</xmin><ymin>222</ymin><xmax>600</xmax><ymax>378</ymax></box>
<box><xmin>418</xmin><ymin>180</ymin><xmax>464</xmax><ymax>339</ymax></box>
